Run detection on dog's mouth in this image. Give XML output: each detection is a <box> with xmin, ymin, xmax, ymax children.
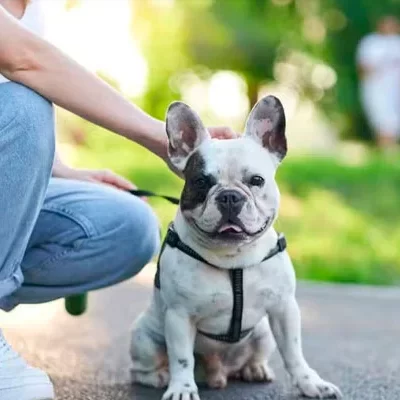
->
<box><xmin>194</xmin><ymin>217</ymin><xmax>272</xmax><ymax>240</ymax></box>
<box><xmin>218</xmin><ymin>223</ymin><xmax>244</xmax><ymax>234</ymax></box>
<box><xmin>214</xmin><ymin>222</ymin><xmax>246</xmax><ymax>240</ymax></box>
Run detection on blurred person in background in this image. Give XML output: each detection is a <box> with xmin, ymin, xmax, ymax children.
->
<box><xmin>0</xmin><ymin>1</ymin><xmax>235</xmax><ymax>399</ymax></box>
<box><xmin>356</xmin><ymin>15</ymin><xmax>400</xmax><ymax>152</ymax></box>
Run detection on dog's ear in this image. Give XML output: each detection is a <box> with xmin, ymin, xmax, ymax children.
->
<box><xmin>166</xmin><ymin>101</ymin><xmax>210</xmax><ymax>171</ymax></box>
<box><xmin>244</xmin><ymin>95</ymin><xmax>287</xmax><ymax>164</ymax></box>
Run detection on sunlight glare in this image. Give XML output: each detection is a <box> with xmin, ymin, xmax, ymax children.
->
<box><xmin>41</xmin><ymin>0</ymin><xmax>148</xmax><ymax>97</ymax></box>
<box><xmin>208</xmin><ymin>71</ymin><xmax>249</xmax><ymax>119</ymax></box>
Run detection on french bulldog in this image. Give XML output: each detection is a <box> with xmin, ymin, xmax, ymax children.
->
<box><xmin>130</xmin><ymin>96</ymin><xmax>341</xmax><ymax>400</ymax></box>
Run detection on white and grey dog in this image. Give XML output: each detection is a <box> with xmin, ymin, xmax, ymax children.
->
<box><xmin>130</xmin><ymin>96</ymin><xmax>341</xmax><ymax>400</ymax></box>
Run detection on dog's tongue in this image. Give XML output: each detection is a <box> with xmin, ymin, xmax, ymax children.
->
<box><xmin>218</xmin><ymin>223</ymin><xmax>243</xmax><ymax>233</ymax></box>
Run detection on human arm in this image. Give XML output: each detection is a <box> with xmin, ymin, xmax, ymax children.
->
<box><xmin>0</xmin><ymin>6</ymin><xmax>169</xmax><ymax>159</ymax></box>
<box><xmin>357</xmin><ymin>63</ymin><xmax>376</xmax><ymax>79</ymax></box>
<box><xmin>0</xmin><ymin>6</ymin><xmax>236</xmax><ymax>165</ymax></box>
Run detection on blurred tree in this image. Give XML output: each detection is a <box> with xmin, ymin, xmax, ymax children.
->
<box><xmin>181</xmin><ymin>0</ymin><xmax>306</xmax><ymax>107</ymax></box>
<box><xmin>130</xmin><ymin>0</ymin><xmax>191</xmax><ymax>120</ymax></box>
<box><xmin>131</xmin><ymin>0</ymin><xmax>399</xmax><ymax>140</ymax></box>
<box><xmin>185</xmin><ymin>0</ymin><xmax>400</xmax><ymax>140</ymax></box>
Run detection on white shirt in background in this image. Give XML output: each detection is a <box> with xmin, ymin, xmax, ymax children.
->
<box><xmin>356</xmin><ymin>33</ymin><xmax>400</xmax><ymax>135</ymax></box>
<box><xmin>357</xmin><ymin>33</ymin><xmax>400</xmax><ymax>89</ymax></box>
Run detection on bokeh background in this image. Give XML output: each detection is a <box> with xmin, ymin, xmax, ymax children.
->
<box><xmin>44</xmin><ymin>0</ymin><xmax>400</xmax><ymax>285</ymax></box>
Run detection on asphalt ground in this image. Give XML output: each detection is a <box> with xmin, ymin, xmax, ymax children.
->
<box><xmin>2</xmin><ymin>265</ymin><xmax>399</xmax><ymax>400</ymax></box>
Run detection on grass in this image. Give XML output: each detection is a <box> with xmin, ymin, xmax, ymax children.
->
<box><xmin>70</xmin><ymin>125</ymin><xmax>400</xmax><ymax>286</ymax></box>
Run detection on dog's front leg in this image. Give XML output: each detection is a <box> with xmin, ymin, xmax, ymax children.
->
<box><xmin>269</xmin><ymin>296</ymin><xmax>342</xmax><ymax>399</ymax></box>
<box><xmin>162</xmin><ymin>308</ymin><xmax>200</xmax><ymax>400</ymax></box>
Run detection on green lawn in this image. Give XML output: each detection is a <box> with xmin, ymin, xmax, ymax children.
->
<box><xmin>71</xmin><ymin>126</ymin><xmax>400</xmax><ymax>286</ymax></box>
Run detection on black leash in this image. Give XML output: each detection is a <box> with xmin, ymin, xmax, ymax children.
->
<box><xmin>128</xmin><ymin>189</ymin><xmax>179</xmax><ymax>205</ymax></box>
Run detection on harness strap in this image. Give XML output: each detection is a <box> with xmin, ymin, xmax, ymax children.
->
<box><xmin>155</xmin><ymin>224</ymin><xmax>287</xmax><ymax>343</ymax></box>
<box><xmin>196</xmin><ymin>268</ymin><xmax>244</xmax><ymax>343</ymax></box>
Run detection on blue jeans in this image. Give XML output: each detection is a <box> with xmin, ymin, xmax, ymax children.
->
<box><xmin>0</xmin><ymin>82</ymin><xmax>160</xmax><ymax>311</ymax></box>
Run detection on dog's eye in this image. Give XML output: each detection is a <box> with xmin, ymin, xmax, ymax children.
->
<box><xmin>193</xmin><ymin>177</ymin><xmax>207</xmax><ymax>188</ymax></box>
<box><xmin>249</xmin><ymin>175</ymin><xmax>265</xmax><ymax>187</ymax></box>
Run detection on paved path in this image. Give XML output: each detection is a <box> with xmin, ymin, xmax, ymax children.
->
<box><xmin>1</xmin><ymin>265</ymin><xmax>400</xmax><ymax>400</ymax></box>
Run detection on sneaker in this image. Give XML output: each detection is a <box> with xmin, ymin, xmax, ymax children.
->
<box><xmin>0</xmin><ymin>330</ymin><xmax>54</xmax><ymax>400</ymax></box>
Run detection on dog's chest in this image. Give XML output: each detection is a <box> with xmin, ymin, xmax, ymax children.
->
<box><xmin>160</xmin><ymin>251</ymin><xmax>292</xmax><ymax>331</ymax></box>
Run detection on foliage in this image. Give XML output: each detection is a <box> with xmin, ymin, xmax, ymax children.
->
<box><xmin>276</xmin><ymin>155</ymin><xmax>400</xmax><ymax>284</ymax></box>
<box><xmin>131</xmin><ymin>0</ymin><xmax>400</xmax><ymax>139</ymax></box>
<box><xmin>129</xmin><ymin>0</ymin><xmax>190</xmax><ymax>119</ymax></box>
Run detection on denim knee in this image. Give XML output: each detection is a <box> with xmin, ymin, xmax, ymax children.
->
<box><xmin>1</xmin><ymin>82</ymin><xmax>55</xmax><ymax>174</ymax></box>
<box><xmin>0</xmin><ymin>181</ymin><xmax>162</xmax><ymax>308</ymax></box>
<box><xmin>117</xmin><ymin>199</ymin><xmax>161</xmax><ymax>279</ymax></box>
<box><xmin>24</xmin><ymin>180</ymin><xmax>162</xmax><ymax>288</ymax></box>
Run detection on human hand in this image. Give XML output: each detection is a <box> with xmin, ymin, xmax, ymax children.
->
<box><xmin>53</xmin><ymin>163</ymin><xmax>136</xmax><ymax>191</ymax></box>
<box><xmin>208</xmin><ymin>126</ymin><xmax>238</xmax><ymax>139</ymax></box>
<box><xmin>68</xmin><ymin>168</ymin><xmax>136</xmax><ymax>190</ymax></box>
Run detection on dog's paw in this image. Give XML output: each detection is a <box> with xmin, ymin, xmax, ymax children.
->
<box><xmin>206</xmin><ymin>370</ymin><xmax>227</xmax><ymax>389</ymax></box>
<box><xmin>293</xmin><ymin>370</ymin><xmax>342</xmax><ymax>399</ymax></box>
<box><xmin>240</xmin><ymin>361</ymin><xmax>275</xmax><ymax>383</ymax></box>
<box><xmin>131</xmin><ymin>368</ymin><xmax>170</xmax><ymax>389</ymax></box>
<box><xmin>162</xmin><ymin>381</ymin><xmax>200</xmax><ymax>400</ymax></box>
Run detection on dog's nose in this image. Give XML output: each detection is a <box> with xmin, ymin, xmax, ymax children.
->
<box><xmin>216</xmin><ymin>190</ymin><xmax>246</xmax><ymax>214</ymax></box>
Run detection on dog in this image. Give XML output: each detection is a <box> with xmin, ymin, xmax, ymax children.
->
<box><xmin>130</xmin><ymin>96</ymin><xmax>342</xmax><ymax>400</ymax></box>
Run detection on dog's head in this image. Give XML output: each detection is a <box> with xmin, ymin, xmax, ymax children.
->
<box><xmin>166</xmin><ymin>95</ymin><xmax>287</xmax><ymax>244</ymax></box>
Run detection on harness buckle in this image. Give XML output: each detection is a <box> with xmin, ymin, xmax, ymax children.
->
<box><xmin>166</xmin><ymin>228</ymin><xmax>179</xmax><ymax>248</ymax></box>
<box><xmin>277</xmin><ymin>234</ymin><xmax>287</xmax><ymax>252</ymax></box>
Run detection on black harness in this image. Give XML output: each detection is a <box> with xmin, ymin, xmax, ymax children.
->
<box><xmin>155</xmin><ymin>224</ymin><xmax>287</xmax><ymax>343</ymax></box>
<box><xmin>126</xmin><ymin>189</ymin><xmax>287</xmax><ymax>344</ymax></box>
